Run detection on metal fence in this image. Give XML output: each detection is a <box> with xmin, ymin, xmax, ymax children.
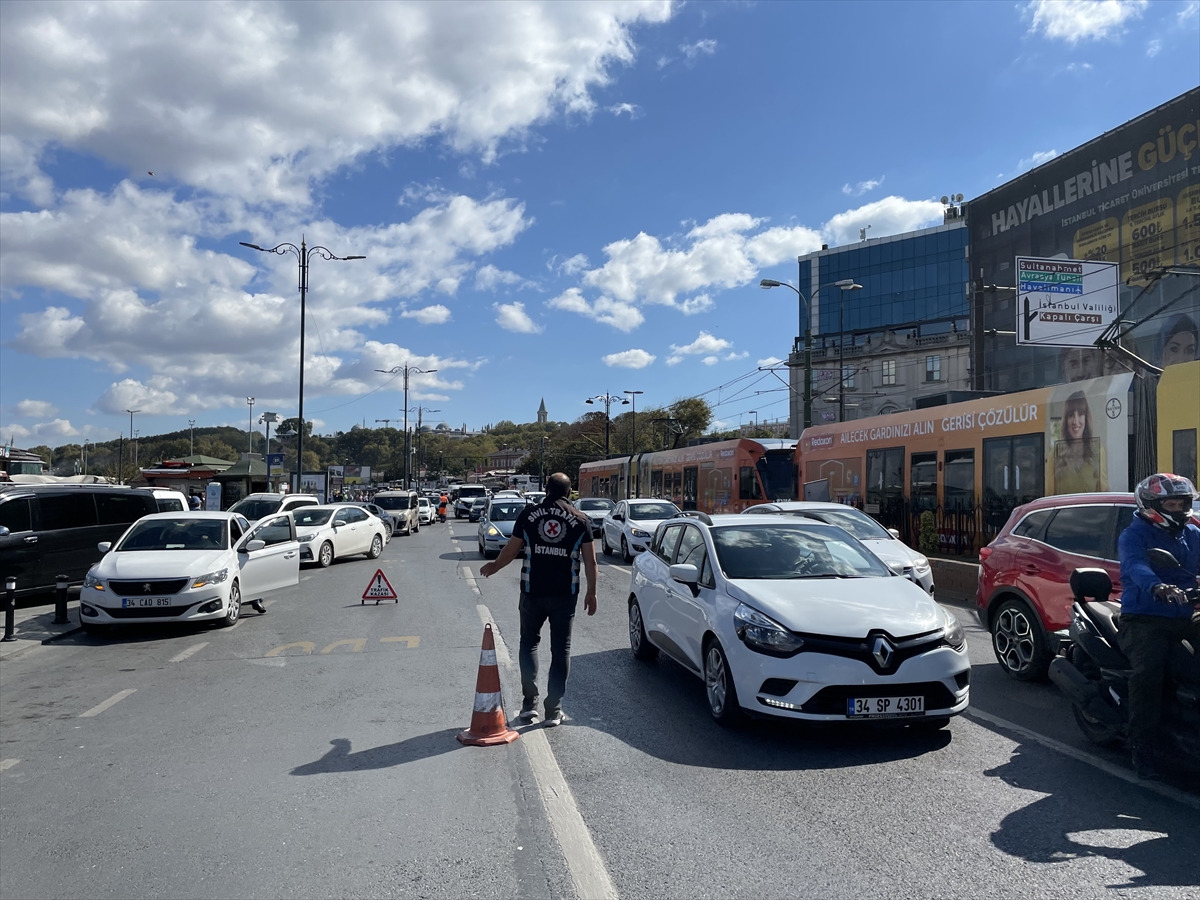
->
<box><xmin>850</xmin><ymin>497</ymin><xmax>1009</xmax><ymax>558</ymax></box>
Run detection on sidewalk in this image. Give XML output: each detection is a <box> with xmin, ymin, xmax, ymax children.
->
<box><xmin>0</xmin><ymin>600</ymin><xmax>82</xmax><ymax>660</ymax></box>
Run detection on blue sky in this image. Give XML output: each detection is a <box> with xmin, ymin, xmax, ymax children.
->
<box><xmin>2</xmin><ymin>0</ymin><xmax>1197</xmax><ymax>447</ymax></box>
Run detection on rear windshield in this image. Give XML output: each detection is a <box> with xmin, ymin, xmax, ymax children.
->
<box><xmin>578</xmin><ymin>499</ymin><xmax>614</xmax><ymax>511</ymax></box>
<box><xmin>229</xmin><ymin>497</ymin><xmax>282</xmax><ymax>520</ymax></box>
<box><xmin>711</xmin><ymin>524</ymin><xmax>889</xmax><ymax>580</ymax></box>
<box><xmin>117</xmin><ymin>518</ymin><xmax>229</xmax><ymax>551</ymax></box>
<box><xmin>458</xmin><ymin>487</ymin><xmax>487</xmax><ymax>498</ymax></box>
<box><xmin>294</xmin><ymin>508</ymin><xmax>334</xmax><ymax>527</ymax></box>
<box><xmin>790</xmin><ymin>508</ymin><xmax>891</xmax><ymax>541</ymax></box>
<box><xmin>628</xmin><ymin>502</ymin><xmax>679</xmax><ymax>520</ymax></box>
<box><xmin>156</xmin><ymin>496</ymin><xmax>186</xmax><ymax>513</ymax></box>
<box><xmin>489</xmin><ymin>503</ymin><xmax>525</xmax><ymax>521</ymax></box>
<box><xmin>373</xmin><ymin>496</ymin><xmax>409</xmax><ymax>510</ymax></box>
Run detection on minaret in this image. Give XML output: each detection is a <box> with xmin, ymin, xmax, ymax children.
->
<box><xmin>537</xmin><ymin>398</ymin><xmax>547</xmax><ymax>425</ymax></box>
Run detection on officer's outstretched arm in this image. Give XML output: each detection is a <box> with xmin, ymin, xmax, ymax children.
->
<box><xmin>480</xmin><ymin>537</ymin><xmax>524</xmax><ymax>578</ymax></box>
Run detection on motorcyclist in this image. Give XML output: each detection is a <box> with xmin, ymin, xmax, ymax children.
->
<box><xmin>438</xmin><ymin>492</ymin><xmax>449</xmax><ymax>522</ymax></box>
<box><xmin>1117</xmin><ymin>472</ymin><xmax>1200</xmax><ymax>780</ymax></box>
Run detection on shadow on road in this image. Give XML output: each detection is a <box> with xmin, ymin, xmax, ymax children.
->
<box><xmin>290</xmin><ymin>730</ymin><xmax>464</xmax><ymax>775</ymax></box>
<box><xmin>984</xmin><ymin>745</ymin><xmax>1200</xmax><ymax>888</ymax></box>
<box><xmin>566</xmin><ymin>648</ymin><xmax>952</xmax><ymax>771</ymax></box>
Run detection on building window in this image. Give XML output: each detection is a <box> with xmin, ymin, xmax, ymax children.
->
<box><xmin>882</xmin><ymin>359</ymin><xmax>896</xmax><ymax>386</ymax></box>
<box><xmin>842</xmin><ymin>366</ymin><xmax>855</xmax><ymax>390</ymax></box>
<box><xmin>926</xmin><ymin>355</ymin><xmax>942</xmax><ymax>382</ymax></box>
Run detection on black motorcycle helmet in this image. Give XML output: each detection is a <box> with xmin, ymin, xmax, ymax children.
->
<box><xmin>1134</xmin><ymin>472</ymin><xmax>1198</xmax><ymax>535</ymax></box>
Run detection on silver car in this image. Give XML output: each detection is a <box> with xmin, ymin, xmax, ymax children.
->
<box><xmin>742</xmin><ymin>501</ymin><xmax>934</xmax><ymax>594</ymax></box>
<box><xmin>477</xmin><ymin>497</ymin><xmax>528</xmax><ymax>558</ymax></box>
<box><xmin>574</xmin><ymin>497</ymin><xmax>615</xmax><ymax>538</ymax></box>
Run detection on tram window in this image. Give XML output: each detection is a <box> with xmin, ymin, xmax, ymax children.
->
<box><xmin>910</xmin><ymin>452</ymin><xmax>937</xmax><ymax>512</ymax></box>
<box><xmin>739</xmin><ymin>466</ymin><xmax>762</xmax><ymax>500</ymax></box>
<box><xmin>1173</xmin><ymin>429</ymin><xmax>1197</xmax><ymax>484</ymax></box>
<box><xmin>944</xmin><ymin>450</ymin><xmax>974</xmax><ymax>511</ymax></box>
<box><xmin>651</xmin><ymin>470</ymin><xmax>663</xmax><ymax>499</ymax></box>
<box><xmin>983</xmin><ymin>434</ymin><xmax>1044</xmax><ymax>527</ymax></box>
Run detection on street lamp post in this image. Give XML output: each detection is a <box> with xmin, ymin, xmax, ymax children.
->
<box><xmin>246</xmin><ymin>397</ymin><xmax>255</xmax><ymax>455</ymax></box>
<box><xmin>760</xmin><ymin>274</ymin><xmax>861</xmax><ymax>431</ymax></box>
<box><xmin>259</xmin><ymin>411</ymin><xmax>279</xmax><ymax>489</ymax></box>
<box><xmin>585</xmin><ymin>392</ymin><xmax>630</xmax><ymax>459</ymax></box>
<box><xmin>133</xmin><ymin>430</ymin><xmax>140</xmax><ymax>471</ymax></box>
<box><xmin>375</xmin><ymin>364</ymin><xmax>438</xmax><ymax>488</ymax></box>
<box><xmin>188</xmin><ymin>419</ymin><xmax>196</xmax><ymax>457</ymax></box>
<box><xmin>624</xmin><ymin>389</ymin><xmax>643</xmax><ymax>495</ymax></box>
<box><xmin>408</xmin><ymin>406</ymin><xmax>440</xmax><ymax>488</ymax></box>
<box><xmin>123</xmin><ymin>409</ymin><xmax>141</xmax><ymax>485</ymax></box>
<box><xmin>240</xmin><ymin>237</ymin><xmax>365</xmax><ymax>491</ymax></box>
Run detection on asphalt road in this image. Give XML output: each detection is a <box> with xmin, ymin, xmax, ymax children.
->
<box><xmin>1</xmin><ymin>520</ymin><xmax>1197</xmax><ymax>899</ymax></box>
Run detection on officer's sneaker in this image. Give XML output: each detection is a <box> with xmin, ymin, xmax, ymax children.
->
<box><xmin>516</xmin><ymin>701</ymin><xmax>539</xmax><ymax>724</ymax></box>
<box><xmin>543</xmin><ymin>708</ymin><xmax>564</xmax><ymax>728</ymax></box>
<box><xmin>1132</xmin><ymin>745</ymin><xmax>1161</xmax><ymax>780</ymax></box>
<box><xmin>251</xmin><ymin>600</ymin><xmax>266</xmax><ymax>614</ymax></box>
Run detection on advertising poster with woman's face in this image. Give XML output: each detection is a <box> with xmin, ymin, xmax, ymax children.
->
<box><xmin>1047</xmin><ymin>375</ymin><xmax>1131</xmax><ymax>495</ymax></box>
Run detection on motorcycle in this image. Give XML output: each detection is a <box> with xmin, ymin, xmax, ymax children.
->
<box><xmin>1047</xmin><ymin>549</ymin><xmax>1200</xmax><ymax>765</ymax></box>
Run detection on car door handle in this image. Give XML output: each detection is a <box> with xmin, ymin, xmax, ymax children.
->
<box><xmin>24</xmin><ymin>536</ymin><xmax>38</xmax><ymax>543</ymax></box>
<box><xmin>284</xmin><ymin>551</ymin><xmax>296</xmax><ymax>559</ymax></box>
<box><xmin>1022</xmin><ymin>565</ymin><xmax>1039</xmax><ymax>574</ymax></box>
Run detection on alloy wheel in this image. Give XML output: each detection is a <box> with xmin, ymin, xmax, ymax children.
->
<box><xmin>705</xmin><ymin>646</ymin><xmax>727</xmax><ymax>716</ymax></box>
<box><xmin>629</xmin><ymin>602</ymin><xmax>643</xmax><ymax>653</ymax></box>
<box><xmin>994</xmin><ymin>605</ymin><xmax>1036</xmax><ymax>673</ymax></box>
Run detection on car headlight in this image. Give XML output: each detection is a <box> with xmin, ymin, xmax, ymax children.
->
<box><xmin>486</xmin><ymin>525</ymin><xmax>500</xmax><ymax>537</ymax></box>
<box><xmin>942</xmin><ymin>610</ymin><xmax>966</xmax><ymax>650</ymax></box>
<box><xmin>83</xmin><ymin>570</ymin><xmax>105</xmax><ymax>591</ymax></box>
<box><xmin>733</xmin><ymin>602</ymin><xmax>805</xmax><ymax>655</ymax></box>
<box><xmin>912</xmin><ymin>555</ymin><xmax>931</xmax><ymax>572</ymax></box>
<box><xmin>192</xmin><ymin>568</ymin><xmax>229</xmax><ymax>589</ymax></box>
<box><xmin>298</xmin><ymin>533</ymin><xmax>317</xmax><ymax>542</ymax></box>
<box><xmin>630</xmin><ymin>528</ymin><xmax>651</xmax><ymax>538</ymax></box>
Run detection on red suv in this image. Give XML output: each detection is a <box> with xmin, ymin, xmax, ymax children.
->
<box><xmin>976</xmin><ymin>493</ymin><xmax>1136</xmax><ymax>681</ymax></box>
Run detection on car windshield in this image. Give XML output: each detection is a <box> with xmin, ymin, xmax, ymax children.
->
<box><xmin>373</xmin><ymin>496</ymin><xmax>409</xmax><ymax>510</ymax></box>
<box><xmin>790</xmin><ymin>509</ymin><xmax>891</xmax><ymax>541</ymax></box>
<box><xmin>628</xmin><ymin>502</ymin><xmax>679</xmax><ymax>520</ymax></box>
<box><xmin>472</xmin><ymin>498</ymin><xmax>488</xmax><ymax>507</ymax></box>
<box><xmin>228</xmin><ymin>497</ymin><xmax>282</xmax><ymax>520</ymax></box>
<box><xmin>711</xmin><ymin>524</ymin><xmax>889</xmax><ymax>580</ymax></box>
<box><xmin>488</xmin><ymin>503</ymin><xmax>525</xmax><ymax>521</ymax></box>
<box><xmin>294</xmin><ymin>509</ymin><xmax>333</xmax><ymax>527</ymax></box>
<box><xmin>117</xmin><ymin>518</ymin><xmax>229</xmax><ymax>551</ymax></box>
<box><xmin>578</xmin><ymin>499</ymin><xmax>614</xmax><ymax>512</ymax></box>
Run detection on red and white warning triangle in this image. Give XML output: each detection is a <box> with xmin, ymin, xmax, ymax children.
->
<box><xmin>362</xmin><ymin>569</ymin><xmax>398</xmax><ymax>600</ymax></box>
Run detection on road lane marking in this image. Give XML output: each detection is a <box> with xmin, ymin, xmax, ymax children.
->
<box><xmin>475</xmin><ymin>604</ymin><xmax>511</xmax><ymax>665</ymax></box>
<box><xmin>266</xmin><ymin>641</ymin><xmax>315</xmax><ymax>658</ymax></box>
<box><xmin>79</xmin><ymin>689</ymin><xmax>136</xmax><ymax>718</ymax></box>
<box><xmin>0</xmin><ymin>759</ymin><xmax>19</xmax><ymax>772</ymax></box>
<box><xmin>321</xmin><ymin>638</ymin><xmax>367</xmax><ymax>654</ymax></box>
<box><xmin>169</xmin><ymin>642</ymin><xmax>209</xmax><ymax>663</ymax></box>
<box><xmin>964</xmin><ymin>709</ymin><xmax>1200</xmax><ymax>812</ymax></box>
<box><xmin>463</xmin><ymin>568</ymin><xmax>483</xmax><ymax>597</ymax></box>
<box><xmin>380</xmin><ymin>636</ymin><xmax>420</xmax><ymax>648</ymax></box>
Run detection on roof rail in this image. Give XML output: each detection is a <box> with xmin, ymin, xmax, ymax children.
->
<box><xmin>672</xmin><ymin>510</ymin><xmax>713</xmax><ymax>526</ymax></box>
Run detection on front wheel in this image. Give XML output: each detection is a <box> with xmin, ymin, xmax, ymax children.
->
<box><xmin>216</xmin><ymin>581</ymin><xmax>241</xmax><ymax>628</ymax></box>
<box><xmin>602</xmin><ymin>533</ymin><xmax>613</xmax><ymax>556</ymax></box>
<box><xmin>628</xmin><ymin>598</ymin><xmax>658</xmax><ymax>661</ymax></box>
<box><xmin>990</xmin><ymin>598</ymin><xmax>1051</xmax><ymax>681</ymax></box>
<box><xmin>318</xmin><ymin>541</ymin><xmax>334</xmax><ymax>568</ymax></box>
<box><xmin>704</xmin><ymin>639</ymin><xmax>743</xmax><ymax>727</ymax></box>
<box><xmin>367</xmin><ymin>534</ymin><xmax>383</xmax><ymax>559</ymax></box>
<box><xmin>621</xmin><ymin>536</ymin><xmax>632</xmax><ymax>564</ymax></box>
<box><xmin>1071</xmin><ymin>702</ymin><xmax>1124</xmax><ymax>747</ymax></box>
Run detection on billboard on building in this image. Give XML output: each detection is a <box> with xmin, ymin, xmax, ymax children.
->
<box><xmin>1014</xmin><ymin>257</ymin><xmax>1119</xmax><ymax>346</ymax></box>
<box><xmin>969</xmin><ymin>88</ymin><xmax>1199</xmax><ymax>392</ymax></box>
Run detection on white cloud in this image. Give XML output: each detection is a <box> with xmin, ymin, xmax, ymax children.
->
<box><xmin>842</xmin><ymin>177</ymin><xmax>884</xmax><ymax>197</ymax></box>
<box><xmin>1065</xmin><ymin>61</ymin><xmax>1094</xmax><ymax>71</ymax></box>
<box><xmin>678</xmin><ymin>294</ymin><xmax>714</xmax><ymax>315</ymax></box>
<box><xmin>2</xmin><ymin>418</ymin><xmax>81</xmax><ymax>442</ymax></box>
<box><xmin>757</xmin><ymin>356</ymin><xmax>783</xmax><ymax>367</ymax></box>
<box><xmin>475</xmin><ymin>264</ymin><xmax>528</xmax><ymax>291</ymax></box>
<box><xmin>1</xmin><ymin>2</ymin><xmax>676</xmax><ymax>205</ymax></box>
<box><xmin>96</xmin><ymin>379</ymin><xmax>179</xmax><ymax>416</ymax></box>
<box><xmin>1026</xmin><ymin>0</ymin><xmax>1147</xmax><ymax>44</ymax></box>
<box><xmin>15</xmin><ymin>399</ymin><xmax>58</xmax><ymax>417</ymax></box>
<box><xmin>1146</xmin><ymin>38</ymin><xmax>1161</xmax><ymax>56</ymax></box>
<box><xmin>547</xmin><ymin>288</ymin><xmax>644</xmax><ymax>331</ymax></box>
<box><xmin>400</xmin><ymin>305</ymin><xmax>452</xmax><ymax>325</ymax></box>
<box><xmin>666</xmin><ymin>331</ymin><xmax>732</xmax><ymax>365</ymax></box>
<box><xmin>1181</xmin><ymin>1</ymin><xmax>1199</xmax><ymax>23</ymax></box>
<box><xmin>606</xmin><ymin>103</ymin><xmax>643</xmax><ymax>119</ymax></box>
<box><xmin>821</xmin><ymin>196</ymin><xmax>944</xmax><ymax>247</ymax></box>
<box><xmin>725</xmin><ymin>351</ymin><xmax>749</xmax><ymax>361</ymax></box>
<box><xmin>560</xmin><ymin>253</ymin><xmax>589</xmax><ymax>276</ymax></box>
<box><xmin>1018</xmin><ymin>149</ymin><xmax>1060</xmax><ymax>172</ymax></box>
<box><xmin>702</xmin><ymin>356</ymin><xmax>720</xmax><ymax>365</ymax></box>
<box><xmin>601</xmin><ymin>349</ymin><xmax>656</xmax><ymax>369</ymax></box>
<box><xmin>680</xmin><ymin>39</ymin><xmax>717</xmax><ymax>59</ymax></box>
<box><xmin>494</xmin><ymin>301</ymin><xmax>542</xmax><ymax>334</ymax></box>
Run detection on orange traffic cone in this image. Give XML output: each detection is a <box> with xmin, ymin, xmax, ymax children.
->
<box><xmin>457</xmin><ymin>624</ymin><xmax>519</xmax><ymax>746</ymax></box>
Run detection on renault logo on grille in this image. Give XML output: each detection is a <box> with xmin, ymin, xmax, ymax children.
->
<box><xmin>872</xmin><ymin>635</ymin><xmax>895</xmax><ymax>669</ymax></box>
<box><xmin>143</xmin><ymin>583</ymin><xmax>152</xmax><ymax>593</ymax></box>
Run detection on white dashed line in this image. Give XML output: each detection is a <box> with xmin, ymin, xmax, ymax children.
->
<box><xmin>79</xmin><ymin>689</ymin><xmax>136</xmax><ymax>718</ymax></box>
<box><xmin>0</xmin><ymin>759</ymin><xmax>19</xmax><ymax>772</ymax></box>
<box><xmin>169</xmin><ymin>642</ymin><xmax>209</xmax><ymax>663</ymax></box>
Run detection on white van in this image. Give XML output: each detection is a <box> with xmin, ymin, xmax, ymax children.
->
<box><xmin>452</xmin><ymin>484</ymin><xmax>489</xmax><ymax>519</ymax></box>
<box><xmin>149</xmin><ymin>488</ymin><xmax>189</xmax><ymax>513</ymax></box>
<box><xmin>373</xmin><ymin>490</ymin><xmax>421</xmax><ymax>535</ymax></box>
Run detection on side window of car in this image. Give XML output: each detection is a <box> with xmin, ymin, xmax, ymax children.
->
<box><xmin>38</xmin><ymin>493</ymin><xmax>99</xmax><ymax>530</ymax></box>
<box><xmin>253</xmin><ymin>515</ymin><xmax>293</xmax><ymax>546</ymax></box>
<box><xmin>1042</xmin><ymin>506</ymin><xmax>1114</xmax><ymax>559</ymax></box>
<box><xmin>332</xmin><ymin>510</ymin><xmax>348</xmax><ymax>526</ymax></box>
<box><xmin>699</xmin><ymin>552</ymin><xmax>715</xmax><ymax>589</ymax></box>
<box><xmin>0</xmin><ymin>497</ymin><xmax>33</xmax><ymax>533</ymax></box>
<box><xmin>96</xmin><ymin>492</ymin><xmax>155</xmax><ymax>525</ymax></box>
<box><xmin>1011</xmin><ymin>509</ymin><xmax>1052</xmax><ymax>539</ymax></box>
<box><xmin>675</xmin><ymin>525</ymin><xmax>704</xmax><ymax>565</ymax></box>
<box><xmin>1107</xmin><ymin>505</ymin><xmax>1136</xmax><ymax>560</ymax></box>
<box><xmin>657</xmin><ymin>525</ymin><xmax>684</xmax><ymax>563</ymax></box>
<box><xmin>230</xmin><ymin>518</ymin><xmax>244</xmax><ymax>543</ymax></box>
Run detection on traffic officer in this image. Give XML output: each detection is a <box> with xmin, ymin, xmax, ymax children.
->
<box><xmin>479</xmin><ymin>472</ymin><xmax>597</xmax><ymax>726</ymax></box>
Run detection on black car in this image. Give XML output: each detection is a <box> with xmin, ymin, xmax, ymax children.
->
<box><xmin>0</xmin><ymin>485</ymin><xmax>158</xmax><ymax>596</ymax></box>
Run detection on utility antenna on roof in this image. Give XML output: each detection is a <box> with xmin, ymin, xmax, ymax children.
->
<box><xmin>859</xmin><ymin>225</ymin><xmax>871</xmax><ymax>241</ymax></box>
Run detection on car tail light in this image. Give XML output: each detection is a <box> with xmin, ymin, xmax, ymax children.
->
<box><xmin>979</xmin><ymin>546</ymin><xmax>992</xmax><ymax>563</ymax></box>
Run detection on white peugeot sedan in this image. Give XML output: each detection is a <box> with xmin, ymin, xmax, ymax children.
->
<box><xmin>80</xmin><ymin>512</ymin><xmax>299</xmax><ymax>634</ymax></box>
<box><xmin>743</xmin><ymin>502</ymin><xmax>934</xmax><ymax>594</ymax></box>
<box><xmin>602</xmin><ymin>499</ymin><xmax>681</xmax><ymax>562</ymax></box>
<box><xmin>294</xmin><ymin>504</ymin><xmax>387</xmax><ymax>567</ymax></box>
<box><xmin>628</xmin><ymin>514</ymin><xmax>969</xmax><ymax>728</ymax></box>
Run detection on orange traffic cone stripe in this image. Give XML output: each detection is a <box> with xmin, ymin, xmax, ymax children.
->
<box><xmin>457</xmin><ymin>624</ymin><xmax>519</xmax><ymax>746</ymax></box>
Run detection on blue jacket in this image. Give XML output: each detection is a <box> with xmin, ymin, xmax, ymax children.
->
<box><xmin>1118</xmin><ymin>515</ymin><xmax>1200</xmax><ymax>619</ymax></box>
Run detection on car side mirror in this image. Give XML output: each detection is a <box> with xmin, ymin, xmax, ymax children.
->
<box><xmin>613</xmin><ymin>514</ymin><xmax>624</xmax><ymax>522</ymax></box>
<box><xmin>670</xmin><ymin>563</ymin><xmax>699</xmax><ymax>585</ymax></box>
<box><xmin>242</xmin><ymin>539</ymin><xmax>266</xmax><ymax>553</ymax></box>
<box><xmin>0</xmin><ymin>526</ymin><xmax>9</xmax><ymax>537</ymax></box>
<box><xmin>1147</xmin><ymin>547</ymin><xmax>1182</xmax><ymax>570</ymax></box>
<box><xmin>97</xmin><ymin>541</ymin><xmax>111</xmax><ymax>553</ymax></box>
<box><xmin>885</xmin><ymin>560</ymin><xmax>905</xmax><ymax>576</ymax></box>
<box><xmin>887</xmin><ymin>528</ymin><xmax>901</xmax><ymax>540</ymax></box>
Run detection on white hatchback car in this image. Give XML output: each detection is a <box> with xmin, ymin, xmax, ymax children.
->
<box><xmin>295</xmin><ymin>504</ymin><xmax>388</xmax><ymax>567</ymax></box>
<box><xmin>602</xmin><ymin>499</ymin><xmax>681</xmax><ymax>562</ymax></box>
<box><xmin>80</xmin><ymin>512</ymin><xmax>299</xmax><ymax>633</ymax></box>
<box><xmin>417</xmin><ymin>496</ymin><xmax>433</xmax><ymax>525</ymax></box>
<box><xmin>743</xmin><ymin>502</ymin><xmax>934</xmax><ymax>594</ymax></box>
<box><xmin>628</xmin><ymin>514</ymin><xmax>969</xmax><ymax>728</ymax></box>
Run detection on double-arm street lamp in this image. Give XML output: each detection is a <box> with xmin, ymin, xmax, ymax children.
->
<box><xmin>408</xmin><ymin>406</ymin><xmax>440</xmax><ymax>486</ymax></box>
<box><xmin>123</xmin><ymin>408</ymin><xmax>141</xmax><ymax>485</ymax></box>
<box><xmin>375</xmin><ymin>364</ymin><xmax>438</xmax><ymax>487</ymax></box>
<box><xmin>585</xmin><ymin>392</ymin><xmax>630</xmax><ymax>458</ymax></box>
<box><xmin>240</xmin><ymin>237</ymin><xmax>365</xmax><ymax>491</ymax></box>
<box><xmin>760</xmin><ymin>270</ymin><xmax>862</xmax><ymax>430</ymax></box>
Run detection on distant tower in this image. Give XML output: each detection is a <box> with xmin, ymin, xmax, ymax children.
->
<box><xmin>537</xmin><ymin>398</ymin><xmax>548</xmax><ymax>425</ymax></box>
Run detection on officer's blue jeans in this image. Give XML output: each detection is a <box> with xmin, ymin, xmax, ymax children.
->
<box><xmin>518</xmin><ymin>591</ymin><xmax>578</xmax><ymax>712</ymax></box>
